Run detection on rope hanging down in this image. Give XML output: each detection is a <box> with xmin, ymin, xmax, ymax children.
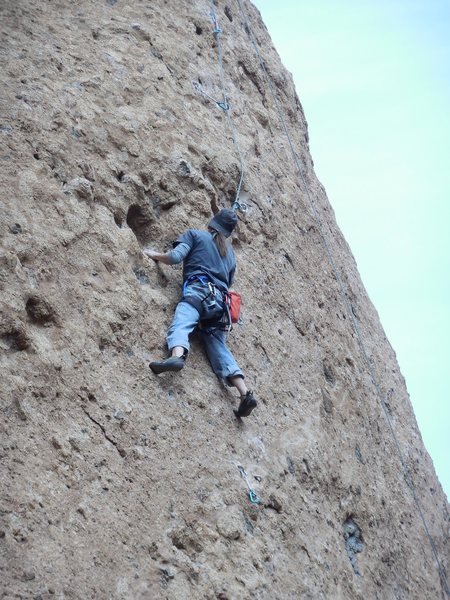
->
<box><xmin>235</xmin><ymin>0</ymin><xmax>449</xmax><ymax>595</ymax></box>
<box><xmin>192</xmin><ymin>6</ymin><xmax>246</xmax><ymax>212</ymax></box>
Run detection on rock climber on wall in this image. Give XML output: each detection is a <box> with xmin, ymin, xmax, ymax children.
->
<box><xmin>143</xmin><ymin>208</ymin><xmax>257</xmax><ymax>418</ymax></box>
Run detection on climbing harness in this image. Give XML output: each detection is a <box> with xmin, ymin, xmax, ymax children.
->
<box><xmin>192</xmin><ymin>6</ymin><xmax>247</xmax><ymax>213</ymax></box>
<box><xmin>238</xmin><ymin>465</ymin><xmax>261</xmax><ymax>504</ymax></box>
<box><xmin>182</xmin><ymin>271</ymin><xmax>241</xmax><ymax>331</ymax></box>
<box><xmin>182</xmin><ymin>274</ymin><xmax>235</xmax><ymax>333</ymax></box>
<box><xmin>182</xmin><ymin>275</ymin><xmax>224</xmax><ymax>319</ymax></box>
<box><xmin>234</xmin><ymin>0</ymin><xmax>449</xmax><ymax>594</ymax></box>
<box><xmin>182</xmin><ymin>274</ymin><xmax>213</xmax><ymax>298</ymax></box>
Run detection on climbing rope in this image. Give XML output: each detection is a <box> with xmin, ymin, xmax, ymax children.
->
<box><xmin>192</xmin><ymin>5</ymin><xmax>247</xmax><ymax>212</ymax></box>
<box><xmin>238</xmin><ymin>465</ymin><xmax>261</xmax><ymax>504</ymax></box>
<box><xmin>210</xmin><ymin>6</ymin><xmax>246</xmax><ymax>212</ymax></box>
<box><xmin>235</xmin><ymin>0</ymin><xmax>449</xmax><ymax>594</ymax></box>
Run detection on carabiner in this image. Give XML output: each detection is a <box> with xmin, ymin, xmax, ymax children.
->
<box><xmin>249</xmin><ymin>490</ymin><xmax>261</xmax><ymax>504</ymax></box>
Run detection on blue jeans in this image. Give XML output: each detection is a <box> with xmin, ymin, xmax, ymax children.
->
<box><xmin>166</xmin><ymin>287</ymin><xmax>243</xmax><ymax>385</ymax></box>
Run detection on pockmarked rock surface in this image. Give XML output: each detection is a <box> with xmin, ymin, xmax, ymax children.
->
<box><xmin>1</xmin><ymin>1</ymin><xmax>448</xmax><ymax>598</ymax></box>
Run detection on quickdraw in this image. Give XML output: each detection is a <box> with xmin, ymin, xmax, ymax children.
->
<box><xmin>192</xmin><ymin>81</ymin><xmax>229</xmax><ymax>111</ymax></box>
<box><xmin>238</xmin><ymin>465</ymin><xmax>261</xmax><ymax>504</ymax></box>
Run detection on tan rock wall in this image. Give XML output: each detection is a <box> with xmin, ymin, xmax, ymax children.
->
<box><xmin>1</xmin><ymin>1</ymin><xmax>448</xmax><ymax>598</ymax></box>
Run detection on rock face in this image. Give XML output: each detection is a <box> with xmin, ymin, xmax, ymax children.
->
<box><xmin>0</xmin><ymin>1</ymin><xmax>448</xmax><ymax>598</ymax></box>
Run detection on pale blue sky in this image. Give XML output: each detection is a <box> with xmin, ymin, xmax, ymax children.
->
<box><xmin>252</xmin><ymin>0</ymin><xmax>449</xmax><ymax>498</ymax></box>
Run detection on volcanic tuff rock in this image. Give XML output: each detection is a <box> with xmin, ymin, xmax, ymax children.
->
<box><xmin>0</xmin><ymin>1</ymin><xmax>448</xmax><ymax>598</ymax></box>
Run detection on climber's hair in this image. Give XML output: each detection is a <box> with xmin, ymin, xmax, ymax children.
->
<box><xmin>210</xmin><ymin>228</ymin><xmax>228</xmax><ymax>257</ymax></box>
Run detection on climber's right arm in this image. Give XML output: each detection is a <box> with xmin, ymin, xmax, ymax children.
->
<box><xmin>167</xmin><ymin>242</ymin><xmax>190</xmax><ymax>264</ymax></box>
<box><xmin>143</xmin><ymin>249</ymin><xmax>171</xmax><ymax>264</ymax></box>
<box><xmin>143</xmin><ymin>242</ymin><xmax>190</xmax><ymax>265</ymax></box>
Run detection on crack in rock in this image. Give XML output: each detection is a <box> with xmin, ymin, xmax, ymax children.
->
<box><xmin>82</xmin><ymin>406</ymin><xmax>125</xmax><ymax>457</ymax></box>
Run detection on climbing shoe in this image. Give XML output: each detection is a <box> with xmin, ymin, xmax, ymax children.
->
<box><xmin>149</xmin><ymin>356</ymin><xmax>185</xmax><ymax>374</ymax></box>
<box><xmin>234</xmin><ymin>391</ymin><xmax>257</xmax><ymax>418</ymax></box>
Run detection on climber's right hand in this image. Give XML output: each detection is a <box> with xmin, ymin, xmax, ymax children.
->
<box><xmin>143</xmin><ymin>248</ymin><xmax>160</xmax><ymax>261</ymax></box>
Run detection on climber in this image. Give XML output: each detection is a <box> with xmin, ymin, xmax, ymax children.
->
<box><xmin>143</xmin><ymin>208</ymin><xmax>257</xmax><ymax>418</ymax></box>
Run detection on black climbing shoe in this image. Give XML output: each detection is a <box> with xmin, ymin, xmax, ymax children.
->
<box><xmin>234</xmin><ymin>391</ymin><xmax>257</xmax><ymax>418</ymax></box>
<box><xmin>149</xmin><ymin>356</ymin><xmax>185</xmax><ymax>374</ymax></box>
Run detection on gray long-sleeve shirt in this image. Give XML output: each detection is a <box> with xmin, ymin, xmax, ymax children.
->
<box><xmin>169</xmin><ymin>229</ymin><xmax>236</xmax><ymax>291</ymax></box>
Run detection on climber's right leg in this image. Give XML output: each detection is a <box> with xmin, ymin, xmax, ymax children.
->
<box><xmin>201</xmin><ymin>329</ymin><xmax>257</xmax><ymax>417</ymax></box>
<box><xmin>149</xmin><ymin>301</ymin><xmax>199</xmax><ymax>374</ymax></box>
<box><xmin>201</xmin><ymin>328</ymin><xmax>244</xmax><ymax>385</ymax></box>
